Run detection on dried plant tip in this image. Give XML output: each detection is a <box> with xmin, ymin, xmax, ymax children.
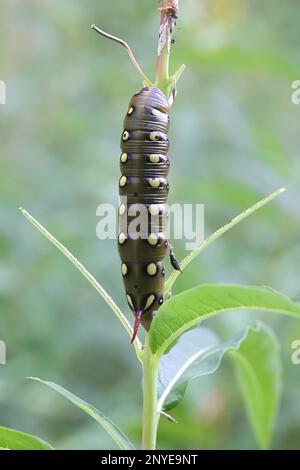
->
<box><xmin>159</xmin><ymin>0</ymin><xmax>179</xmax><ymax>20</ymax></box>
<box><xmin>91</xmin><ymin>24</ymin><xmax>152</xmax><ymax>86</ymax></box>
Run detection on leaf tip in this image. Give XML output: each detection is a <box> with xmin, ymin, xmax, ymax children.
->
<box><xmin>27</xmin><ymin>376</ymin><xmax>42</xmax><ymax>383</ymax></box>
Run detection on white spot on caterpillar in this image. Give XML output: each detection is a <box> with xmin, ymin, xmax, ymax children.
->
<box><xmin>118</xmin><ymin>232</ymin><xmax>126</xmax><ymax>244</ymax></box>
<box><xmin>148</xmin><ymin>205</ymin><xmax>159</xmax><ymax>216</ymax></box>
<box><xmin>119</xmin><ymin>204</ymin><xmax>126</xmax><ymax>216</ymax></box>
<box><xmin>121</xmin><ymin>263</ymin><xmax>128</xmax><ymax>275</ymax></box>
<box><xmin>148</xmin><ymin>233</ymin><xmax>158</xmax><ymax>245</ymax></box>
<box><xmin>149</xmin><ymin>178</ymin><xmax>160</xmax><ymax>188</ymax></box>
<box><xmin>120</xmin><ymin>153</ymin><xmax>128</xmax><ymax>163</ymax></box>
<box><xmin>126</xmin><ymin>294</ymin><xmax>134</xmax><ymax>309</ymax></box>
<box><xmin>122</xmin><ymin>130</ymin><xmax>129</xmax><ymax>141</ymax></box>
<box><xmin>119</xmin><ymin>176</ymin><xmax>127</xmax><ymax>187</ymax></box>
<box><xmin>149</xmin><ymin>131</ymin><xmax>159</xmax><ymax>141</ymax></box>
<box><xmin>149</xmin><ymin>154</ymin><xmax>160</xmax><ymax>163</ymax></box>
<box><xmin>145</xmin><ymin>294</ymin><xmax>155</xmax><ymax>310</ymax></box>
<box><xmin>147</xmin><ymin>263</ymin><xmax>157</xmax><ymax>276</ymax></box>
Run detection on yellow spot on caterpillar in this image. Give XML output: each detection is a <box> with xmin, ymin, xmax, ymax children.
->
<box><xmin>151</xmin><ymin>109</ymin><xmax>160</xmax><ymax>116</ymax></box>
<box><xmin>120</xmin><ymin>153</ymin><xmax>128</xmax><ymax>163</ymax></box>
<box><xmin>127</xmin><ymin>107</ymin><xmax>134</xmax><ymax>115</ymax></box>
<box><xmin>149</xmin><ymin>154</ymin><xmax>160</xmax><ymax>163</ymax></box>
<box><xmin>121</xmin><ymin>263</ymin><xmax>128</xmax><ymax>275</ymax></box>
<box><xmin>126</xmin><ymin>294</ymin><xmax>134</xmax><ymax>310</ymax></box>
<box><xmin>148</xmin><ymin>233</ymin><xmax>158</xmax><ymax>246</ymax></box>
<box><xmin>149</xmin><ymin>178</ymin><xmax>160</xmax><ymax>188</ymax></box>
<box><xmin>147</xmin><ymin>263</ymin><xmax>157</xmax><ymax>276</ymax></box>
<box><xmin>149</xmin><ymin>132</ymin><xmax>159</xmax><ymax>141</ymax></box>
<box><xmin>148</xmin><ymin>205</ymin><xmax>159</xmax><ymax>216</ymax></box>
<box><xmin>122</xmin><ymin>130</ymin><xmax>129</xmax><ymax>141</ymax></box>
<box><xmin>119</xmin><ymin>176</ymin><xmax>127</xmax><ymax>187</ymax></box>
<box><xmin>118</xmin><ymin>232</ymin><xmax>126</xmax><ymax>244</ymax></box>
<box><xmin>145</xmin><ymin>294</ymin><xmax>155</xmax><ymax>311</ymax></box>
<box><xmin>119</xmin><ymin>204</ymin><xmax>126</xmax><ymax>216</ymax></box>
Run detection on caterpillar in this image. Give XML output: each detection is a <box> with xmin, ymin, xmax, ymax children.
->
<box><xmin>90</xmin><ymin>23</ymin><xmax>182</xmax><ymax>342</ymax></box>
<box><xmin>118</xmin><ymin>87</ymin><xmax>180</xmax><ymax>342</ymax></box>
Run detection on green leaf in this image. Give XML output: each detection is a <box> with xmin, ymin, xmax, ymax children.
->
<box><xmin>157</xmin><ymin>323</ymin><xmax>281</xmax><ymax>449</ymax></box>
<box><xmin>157</xmin><ymin>327</ymin><xmax>220</xmax><ymax>411</ymax></box>
<box><xmin>0</xmin><ymin>425</ymin><xmax>54</xmax><ymax>450</ymax></box>
<box><xmin>29</xmin><ymin>378</ymin><xmax>135</xmax><ymax>450</ymax></box>
<box><xmin>150</xmin><ymin>284</ymin><xmax>300</xmax><ymax>357</ymax></box>
<box><xmin>230</xmin><ymin>323</ymin><xmax>281</xmax><ymax>450</ymax></box>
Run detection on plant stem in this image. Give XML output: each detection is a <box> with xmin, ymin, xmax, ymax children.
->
<box><xmin>141</xmin><ymin>333</ymin><xmax>159</xmax><ymax>449</ymax></box>
<box><xmin>155</xmin><ymin>0</ymin><xmax>179</xmax><ymax>98</ymax></box>
<box><xmin>140</xmin><ymin>1</ymin><xmax>180</xmax><ymax>451</ymax></box>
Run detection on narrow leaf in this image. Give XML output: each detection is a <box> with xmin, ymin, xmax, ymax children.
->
<box><xmin>19</xmin><ymin>208</ymin><xmax>142</xmax><ymax>361</ymax></box>
<box><xmin>150</xmin><ymin>284</ymin><xmax>300</xmax><ymax>357</ymax></box>
<box><xmin>29</xmin><ymin>378</ymin><xmax>135</xmax><ymax>450</ymax></box>
<box><xmin>0</xmin><ymin>425</ymin><xmax>54</xmax><ymax>450</ymax></box>
<box><xmin>230</xmin><ymin>323</ymin><xmax>281</xmax><ymax>449</ymax></box>
<box><xmin>164</xmin><ymin>188</ymin><xmax>286</xmax><ymax>295</ymax></box>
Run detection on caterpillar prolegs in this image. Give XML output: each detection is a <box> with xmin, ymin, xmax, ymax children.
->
<box><xmin>118</xmin><ymin>87</ymin><xmax>180</xmax><ymax>342</ymax></box>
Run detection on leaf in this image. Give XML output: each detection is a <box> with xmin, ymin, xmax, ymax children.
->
<box><xmin>0</xmin><ymin>425</ymin><xmax>54</xmax><ymax>450</ymax></box>
<box><xmin>164</xmin><ymin>188</ymin><xmax>286</xmax><ymax>295</ymax></box>
<box><xmin>157</xmin><ymin>323</ymin><xmax>281</xmax><ymax>449</ymax></box>
<box><xmin>157</xmin><ymin>326</ymin><xmax>220</xmax><ymax>412</ymax></box>
<box><xmin>29</xmin><ymin>378</ymin><xmax>135</xmax><ymax>450</ymax></box>
<box><xmin>19</xmin><ymin>208</ymin><xmax>142</xmax><ymax>362</ymax></box>
<box><xmin>230</xmin><ymin>323</ymin><xmax>281</xmax><ymax>450</ymax></box>
<box><xmin>150</xmin><ymin>284</ymin><xmax>300</xmax><ymax>357</ymax></box>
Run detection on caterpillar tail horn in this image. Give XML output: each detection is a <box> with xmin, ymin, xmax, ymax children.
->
<box><xmin>131</xmin><ymin>310</ymin><xmax>143</xmax><ymax>344</ymax></box>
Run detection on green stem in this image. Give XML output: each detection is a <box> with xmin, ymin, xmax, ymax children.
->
<box><xmin>141</xmin><ymin>1</ymin><xmax>181</xmax><ymax>451</ymax></box>
<box><xmin>141</xmin><ymin>333</ymin><xmax>159</xmax><ymax>450</ymax></box>
<box><xmin>155</xmin><ymin>32</ymin><xmax>171</xmax><ymax>94</ymax></box>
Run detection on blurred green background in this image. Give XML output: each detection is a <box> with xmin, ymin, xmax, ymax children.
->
<box><xmin>1</xmin><ymin>0</ymin><xmax>300</xmax><ymax>450</ymax></box>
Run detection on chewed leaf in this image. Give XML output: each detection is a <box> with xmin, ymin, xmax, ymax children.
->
<box><xmin>29</xmin><ymin>378</ymin><xmax>135</xmax><ymax>450</ymax></box>
<box><xmin>157</xmin><ymin>322</ymin><xmax>281</xmax><ymax>450</ymax></box>
<box><xmin>0</xmin><ymin>425</ymin><xmax>54</xmax><ymax>450</ymax></box>
<box><xmin>150</xmin><ymin>284</ymin><xmax>300</xmax><ymax>357</ymax></box>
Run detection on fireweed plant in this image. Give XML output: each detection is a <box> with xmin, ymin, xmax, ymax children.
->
<box><xmin>1</xmin><ymin>0</ymin><xmax>298</xmax><ymax>451</ymax></box>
